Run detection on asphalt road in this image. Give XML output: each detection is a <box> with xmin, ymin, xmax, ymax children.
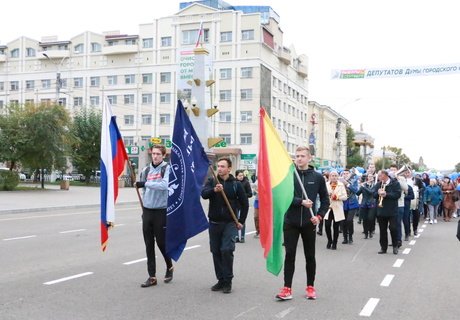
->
<box><xmin>1</xmin><ymin>206</ymin><xmax>459</xmax><ymax>320</ymax></box>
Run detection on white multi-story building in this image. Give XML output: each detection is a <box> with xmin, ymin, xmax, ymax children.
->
<box><xmin>0</xmin><ymin>1</ymin><xmax>317</xmax><ymax>172</ymax></box>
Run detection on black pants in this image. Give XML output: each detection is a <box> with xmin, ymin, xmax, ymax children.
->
<box><xmin>209</xmin><ymin>222</ymin><xmax>237</xmax><ymax>284</ymax></box>
<box><xmin>411</xmin><ymin>209</ymin><xmax>420</xmax><ymax>234</ymax></box>
<box><xmin>377</xmin><ymin>215</ymin><xmax>397</xmax><ymax>251</ymax></box>
<box><xmin>342</xmin><ymin>209</ymin><xmax>356</xmax><ymax>240</ymax></box>
<box><xmin>325</xmin><ymin>211</ymin><xmax>340</xmax><ymax>244</ymax></box>
<box><xmin>283</xmin><ymin>223</ymin><xmax>316</xmax><ymax>288</ymax></box>
<box><xmin>361</xmin><ymin>206</ymin><xmax>376</xmax><ymax>235</ymax></box>
<box><xmin>142</xmin><ymin>207</ymin><xmax>172</xmax><ymax>277</ymax></box>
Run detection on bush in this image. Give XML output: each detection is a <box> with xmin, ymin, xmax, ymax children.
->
<box><xmin>0</xmin><ymin>170</ymin><xmax>20</xmax><ymax>191</ymax></box>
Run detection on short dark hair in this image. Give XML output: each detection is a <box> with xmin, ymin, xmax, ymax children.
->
<box><xmin>235</xmin><ymin>169</ymin><xmax>244</xmax><ymax>176</ymax></box>
<box><xmin>150</xmin><ymin>144</ymin><xmax>166</xmax><ymax>156</ymax></box>
<box><xmin>217</xmin><ymin>157</ymin><xmax>232</xmax><ymax>168</ymax></box>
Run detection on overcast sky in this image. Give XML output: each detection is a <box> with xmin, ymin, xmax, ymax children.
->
<box><xmin>1</xmin><ymin>0</ymin><xmax>458</xmax><ymax>170</ymax></box>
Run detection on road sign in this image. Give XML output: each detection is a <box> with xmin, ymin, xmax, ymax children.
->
<box><xmin>126</xmin><ymin>146</ymin><xmax>139</xmax><ymax>155</ymax></box>
<box><xmin>151</xmin><ymin>137</ymin><xmax>162</xmax><ymax>144</ymax></box>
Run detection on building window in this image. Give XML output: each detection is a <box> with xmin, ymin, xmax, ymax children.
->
<box><xmin>41</xmin><ymin>79</ymin><xmax>51</xmax><ymax>89</ymax></box>
<box><xmin>10</xmin><ymin>81</ymin><xmax>19</xmax><ymax>91</ymax></box>
<box><xmin>219</xmin><ymin>90</ymin><xmax>231</xmax><ymax>101</ymax></box>
<box><xmin>220</xmin><ymin>31</ymin><xmax>232</xmax><ymax>42</ymax></box>
<box><xmin>142</xmin><ymin>73</ymin><xmax>153</xmax><ymax>84</ymax></box>
<box><xmin>143</xmin><ymin>38</ymin><xmax>153</xmax><ymax>48</ymax></box>
<box><xmin>219</xmin><ymin>112</ymin><xmax>231</xmax><ymax>123</ymax></box>
<box><xmin>241</xmin><ymin>67</ymin><xmax>253</xmax><ymax>78</ymax></box>
<box><xmin>125</xmin><ymin>39</ymin><xmax>136</xmax><ymax>45</ymax></box>
<box><xmin>142</xmin><ymin>93</ymin><xmax>152</xmax><ymax>104</ymax></box>
<box><xmin>241</xmin><ymin>89</ymin><xmax>252</xmax><ymax>100</ymax></box>
<box><xmin>240</xmin><ymin>111</ymin><xmax>252</xmax><ymax>123</ymax></box>
<box><xmin>90</xmin><ymin>96</ymin><xmax>100</xmax><ymax>106</ymax></box>
<box><xmin>240</xmin><ymin>134</ymin><xmax>252</xmax><ymax>145</ymax></box>
<box><xmin>160</xmin><ymin>93</ymin><xmax>171</xmax><ymax>104</ymax></box>
<box><xmin>219</xmin><ymin>134</ymin><xmax>231</xmax><ymax>144</ymax></box>
<box><xmin>220</xmin><ymin>68</ymin><xmax>232</xmax><ymax>80</ymax></box>
<box><xmin>161</xmin><ymin>37</ymin><xmax>172</xmax><ymax>47</ymax></box>
<box><xmin>124</xmin><ymin>136</ymin><xmax>134</xmax><ymax>146</ymax></box>
<box><xmin>160</xmin><ymin>72</ymin><xmax>171</xmax><ymax>84</ymax></box>
<box><xmin>90</xmin><ymin>77</ymin><xmax>100</xmax><ymax>87</ymax></box>
<box><xmin>142</xmin><ymin>114</ymin><xmax>152</xmax><ymax>125</ymax></box>
<box><xmin>73</xmin><ymin>97</ymin><xmax>83</xmax><ymax>106</ymax></box>
<box><xmin>273</xmin><ymin>76</ymin><xmax>277</xmax><ymax>87</ymax></box>
<box><xmin>74</xmin><ymin>44</ymin><xmax>84</xmax><ymax>54</ymax></box>
<box><xmin>182</xmin><ymin>29</ymin><xmax>209</xmax><ymax>45</ymax></box>
<box><xmin>26</xmin><ymin>80</ymin><xmax>35</xmax><ymax>90</ymax></box>
<box><xmin>124</xmin><ymin>115</ymin><xmax>134</xmax><ymax>126</ymax></box>
<box><xmin>10</xmin><ymin>49</ymin><xmax>19</xmax><ymax>58</ymax></box>
<box><xmin>107</xmin><ymin>75</ymin><xmax>118</xmax><ymax>85</ymax></box>
<box><xmin>0</xmin><ymin>82</ymin><xmax>4</xmax><ymax>91</ymax></box>
<box><xmin>60</xmin><ymin>78</ymin><xmax>67</xmax><ymax>88</ymax></box>
<box><xmin>26</xmin><ymin>48</ymin><xmax>36</xmax><ymax>57</ymax></box>
<box><xmin>124</xmin><ymin>94</ymin><xmax>135</xmax><ymax>104</ymax></box>
<box><xmin>160</xmin><ymin>113</ymin><xmax>170</xmax><ymax>124</ymax></box>
<box><xmin>107</xmin><ymin>95</ymin><xmax>117</xmax><ymax>105</ymax></box>
<box><xmin>74</xmin><ymin>77</ymin><xmax>83</xmax><ymax>88</ymax></box>
<box><xmin>241</xmin><ymin>29</ymin><xmax>254</xmax><ymax>41</ymax></box>
<box><xmin>91</xmin><ymin>42</ymin><xmax>101</xmax><ymax>52</ymax></box>
<box><xmin>125</xmin><ymin>74</ymin><xmax>135</xmax><ymax>84</ymax></box>
<box><xmin>160</xmin><ymin>135</ymin><xmax>170</xmax><ymax>145</ymax></box>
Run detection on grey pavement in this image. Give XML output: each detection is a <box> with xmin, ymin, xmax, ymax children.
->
<box><xmin>0</xmin><ymin>183</ymin><xmax>140</xmax><ymax>214</ymax></box>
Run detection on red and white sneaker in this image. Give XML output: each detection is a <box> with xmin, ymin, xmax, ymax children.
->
<box><xmin>275</xmin><ymin>287</ymin><xmax>292</xmax><ymax>301</ymax></box>
<box><xmin>306</xmin><ymin>285</ymin><xmax>316</xmax><ymax>300</ymax></box>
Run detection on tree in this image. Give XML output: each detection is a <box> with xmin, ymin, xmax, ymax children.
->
<box><xmin>346</xmin><ymin>126</ymin><xmax>363</xmax><ymax>167</ymax></box>
<box><xmin>0</xmin><ymin>104</ymin><xmax>28</xmax><ymax>169</ymax></box>
<box><xmin>20</xmin><ymin>103</ymin><xmax>71</xmax><ymax>188</ymax></box>
<box><xmin>455</xmin><ymin>163</ymin><xmax>460</xmax><ymax>172</ymax></box>
<box><xmin>69</xmin><ymin>107</ymin><xmax>102</xmax><ymax>183</ymax></box>
<box><xmin>384</xmin><ymin>146</ymin><xmax>412</xmax><ymax>167</ymax></box>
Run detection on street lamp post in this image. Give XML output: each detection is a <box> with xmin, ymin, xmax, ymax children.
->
<box><xmin>43</xmin><ymin>53</ymin><xmax>67</xmax><ymax>104</ymax></box>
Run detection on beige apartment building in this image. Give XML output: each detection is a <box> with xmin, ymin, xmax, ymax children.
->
<box><xmin>0</xmin><ymin>0</ymin><xmax>346</xmax><ymax>172</ymax></box>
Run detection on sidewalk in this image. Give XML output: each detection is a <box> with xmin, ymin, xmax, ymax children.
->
<box><xmin>0</xmin><ymin>184</ymin><xmax>140</xmax><ymax>214</ymax></box>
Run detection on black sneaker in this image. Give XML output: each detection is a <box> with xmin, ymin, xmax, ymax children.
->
<box><xmin>211</xmin><ymin>281</ymin><xmax>225</xmax><ymax>291</ymax></box>
<box><xmin>222</xmin><ymin>282</ymin><xmax>232</xmax><ymax>294</ymax></box>
<box><xmin>164</xmin><ymin>266</ymin><xmax>174</xmax><ymax>283</ymax></box>
<box><xmin>240</xmin><ymin>238</ymin><xmax>245</xmax><ymax>243</ymax></box>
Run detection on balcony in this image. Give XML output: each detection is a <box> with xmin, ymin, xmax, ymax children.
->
<box><xmin>102</xmin><ymin>44</ymin><xmax>138</xmax><ymax>55</ymax></box>
<box><xmin>0</xmin><ymin>54</ymin><xmax>6</xmax><ymax>62</ymax></box>
<box><xmin>297</xmin><ymin>64</ymin><xmax>308</xmax><ymax>78</ymax></box>
<box><xmin>278</xmin><ymin>47</ymin><xmax>291</xmax><ymax>65</ymax></box>
<box><xmin>38</xmin><ymin>50</ymin><xmax>70</xmax><ymax>59</ymax></box>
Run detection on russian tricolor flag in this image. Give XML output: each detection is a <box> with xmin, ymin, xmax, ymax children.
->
<box><xmin>100</xmin><ymin>98</ymin><xmax>128</xmax><ymax>251</ymax></box>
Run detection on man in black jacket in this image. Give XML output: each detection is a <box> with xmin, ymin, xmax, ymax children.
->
<box><xmin>374</xmin><ymin>170</ymin><xmax>402</xmax><ymax>255</ymax></box>
<box><xmin>201</xmin><ymin>158</ymin><xmax>248</xmax><ymax>294</ymax></box>
<box><xmin>275</xmin><ymin>146</ymin><xmax>329</xmax><ymax>301</ymax></box>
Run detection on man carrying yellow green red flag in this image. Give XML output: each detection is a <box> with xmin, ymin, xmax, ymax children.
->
<box><xmin>257</xmin><ymin>108</ymin><xmax>329</xmax><ymax>301</ymax></box>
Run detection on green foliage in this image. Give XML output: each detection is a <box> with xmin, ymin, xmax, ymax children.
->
<box><xmin>384</xmin><ymin>146</ymin><xmax>412</xmax><ymax>167</ymax></box>
<box><xmin>455</xmin><ymin>163</ymin><xmax>460</xmax><ymax>172</ymax></box>
<box><xmin>69</xmin><ymin>107</ymin><xmax>102</xmax><ymax>183</ymax></box>
<box><xmin>347</xmin><ymin>153</ymin><xmax>364</xmax><ymax>168</ymax></box>
<box><xmin>346</xmin><ymin>126</ymin><xmax>363</xmax><ymax>167</ymax></box>
<box><xmin>0</xmin><ymin>105</ymin><xmax>28</xmax><ymax>168</ymax></box>
<box><xmin>0</xmin><ymin>170</ymin><xmax>19</xmax><ymax>191</ymax></box>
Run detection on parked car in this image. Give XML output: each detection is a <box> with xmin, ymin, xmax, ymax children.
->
<box><xmin>0</xmin><ymin>168</ymin><xmax>26</xmax><ymax>180</ymax></box>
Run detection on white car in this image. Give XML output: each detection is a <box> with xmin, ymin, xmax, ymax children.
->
<box><xmin>0</xmin><ymin>168</ymin><xmax>26</xmax><ymax>180</ymax></box>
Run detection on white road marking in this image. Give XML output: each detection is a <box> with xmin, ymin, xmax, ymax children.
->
<box><xmin>393</xmin><ymin>259</ymin><xmax>404</xmax><ymax>268</ymax></box>
<box><xmin>43</xmin><ymin>272</ymin><xmax>93</xmax><ymax>285</ymax></box>
<box><xmin>59</xmin><ymin>229</ymin><xmax>86</xmax><ymax>234</ymax></box>
<box><xmin>184</xmin><ymin>245</ymin><xmax>201</xmax><ymax>250</ymax></box>
<box><xmin>234</xmin><ymin>306</ymin><xmax>258</xmax><ymax>319</ymax></box>
<box><xmin>275</xmin><ymin>307</ymin><xmax>295</xmax><ymax>319</ymax></box>
<box><xmin>402</xmin><ymin>248</ymin><xmax>411</xmax><ymax>255</ymax></box>
<box><xmin>0</xmin><ymin>208</ymin><xmax>135</xmax><ymax>222</ymax></box>
<box><xmin>415</xmin><ymin>234</ymin><xmax>421</xmax><ymax>238</ymax></box>
<box><xmin>3</xmin><ymin>235</ymin><xmax>37</xmax><ymax>241</ymax></box>
<box><xmin>245</xmin><ymin>231</ymin><xmax>256</xmax><ymax>235</ymax></box>
<box><xmin>123</xmin><ymin>258</ymin><xmax>147</xmax><ymax>265</ymax></box>
<box><xmin>418</xmin><ymin>229</ymin><xmax>424</xmax><ymax>233</ymax></box>
<box><xmin>409</xmin><ymin>240</ymin><xmax>416</xmax><ymax>245</ymax></box>
<box><xmin>114</xmin><ymin>224</ymin><xmax>125</xmax><ymax>227</ymax></box>
<box><xmin>380</xmin><ymin>274</ymin><xmax>395</xmax><ymax>287</ymax></box>
<box><xmin>422</xmin><ymin>224</ymin><xmax>427</xmax><ymax>228</ymax></box>
<box><xmin>359</xmin><ymin>298</ymin><xmax>379</xmax><ymax>317</ymax></box>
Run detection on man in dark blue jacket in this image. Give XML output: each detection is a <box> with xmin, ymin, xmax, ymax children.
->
<box><xmin>201</xmin><ymin>157</ymin><xmax>248</xmax><ymax>294</ymax></box>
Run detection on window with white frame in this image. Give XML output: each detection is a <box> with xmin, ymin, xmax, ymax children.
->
<box><xmin>73</xmin><ymin>97</ymin><xmax>83</xmax><ymax>106</ymax></box>
<box><xmin>273</xmin><ymin>76</ymin><xmax>277</xmax><ymax>87</ymax></box>
<box><xmin>0</xmin><ymin>100</ymin><xmax>3</xmax><ymax>108</ymax></box>
<box><xmin>220</xmin><ymin>68</ymin><xmax>232</xmax><ymax>80</ymax></box>
<box><xmin>241</xmin><ymin>67</ymin><xmax>253</xmax><ymax>78</ymax></box>
<box><xmin>219</xmin><ymin>134</ymin><xmax>231</xmax><ymax>144</ymax></box>
<box><xmin>0</xmin><ymin>82</ymin><xmax>4</xmax><ymax>91</ymax></box>
<box><xmin>60</xmin><ymin>78</ymin><xmax>67</xmax><ymax>88</ymax></box>
<box><xmin>107</xmin><ymin>95</ymin><xmax>117</xmax><ymax>105</ymax></box>
<box><xmin>124</xmin><ymin>136</ymin><xmax>134</xmax><ymax>146</ymax></box>
<box><xmin>160</xmin><ymin>72</ymin><xmax>171</xmax><ymax>83</ymax></box>
<box><xmin>125</xmin><ymin>74</ymin><xmax>135</xmax><ymax>84</ymax></box>
<box><xmin>41</xmin><ymin>79</ymin><xmax>51</xmax><ymax>89</ymax></box>
<box><xmin>124</xmin><ymin>115</ymin><xmax>134</xmax><ymax>126</ymax></box>
<box><xmin>160</xmin><ymin>113</ymin><xmax>170</xmax><ymax>124</ymax></box>
<box><xmin>142</xmin><ymin>114</ymin><xmax>152</xmax><ymax>125</ymax></box>
<box><xmin>219</xmin><ymin>90</ymin><xmax>231</xmax><ymax>101</ymax></box>
<box><xmin>142</xmin><ymin>93</ymin><xmax>152</xmax><ymax>104</ymax></box>
<box><xmin>74</xmin><ymin>44</ymin><xmax>84</xmax><ymax>54</ymax></box>
<box><xmin>241</xmin><ymin>29</ymin><xmax>254</xmax><ymax>41</ymax></box>
<box><xmin>161</xmin><ymin>37</ymin><xmax>172</xmax><ymax>47</ymax></box>
<box><xmin>182</xmin><ymin>29</ymin><xmax>209</xmax><ymax>45</ymax></box>
<box><xmin>90</xmin><ymin>96</ymin><xmax>100</xmax><ymax>106</ymax></box>
<box><xmin>124</xmin><ymin>94</ymin><xmax>135</xmax><ymax>104</ymax></box>
<box><xmin>10</xmin><ymin>81</ymin><xmax>19</xmax><ymax>91</ymax></box>
<box><xmin>143</xmin><ymin>38</ymin><xmax>153</xmax><ymax>48</ymax></box>
<box><xmin>107</xmin><ymin>75</ymin><xmax>118</xmax><ymax>85</ymax></box>
<box><xmin>142</xmin><ymin>73</ymin><xmax>153</xmax><ymax>84</ymax></box>
<box><xmin>219</xmin><ymin>112</ymin><xmax>231</xmax><ymax>123</ymax></box>
<box><xmin>74</xmin><ymin>77</ymin><xmax>83</xmax><ymax>88</ymax></box>
<box><xmin>90</xmin><ymin>77</ymin><xmax>100</xmax><ymax>87</ymax></box>
<box><xmin>125</xmin><ymin>39</ymin><xmax>136</xmax><ymax>45</ymax></box>
<box><xmin>91</xmin><ymin>42</ymin><xmax>101</xmax><ymax>52</ymax></box>
<box><xmin>26</xmin><ymin>80</ymin><xmax>34</xmax><ymax>90</ymax></box>
<box><xmin>220</xmin><ymin>31</ymin><xmax>232</xmax><ymax>42</ymax></box>
<box><xmin>240</xmin><ymin>111</ymin><xmax>252</xmax><ymax>122</ymax></box>
<box><xmin>10</xmin><ymin>49</ymin><xmax>19</xmax><ymax>58</ymax></box>
<box><xmin>240</xmin><ymin>133</ymin><xmax>252</xmax><ymax>145</ymax></box>
<box><xmin>160</xmin><ymin>93</ymin><xmax>171</xmax><ymax>103</ymax></box>
<box><xmin>240</xmin><ymin>89</ymin><xmax>252</xmax><ymax>100</ymax></box>
<box><xmin>160</xmin><ymin>135</ymin><xmax>170</xmax><ymax>145</ymax></box>
<box><xmin>26</xmin><ymin>48</ymin><xmax>35</xmax><ymax>57</ymax></box>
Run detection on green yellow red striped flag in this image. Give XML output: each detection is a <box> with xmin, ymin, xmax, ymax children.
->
<box><xmin>258</xmin><ymin>108</ymin><xmax>294</xmax><ymax>275</ymax></box>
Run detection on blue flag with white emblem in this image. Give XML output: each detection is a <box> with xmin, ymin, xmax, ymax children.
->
<box><xmin>166</xmin><ymin>100</ymin><xmax>210</xmax><ymax>261</ymax></box>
